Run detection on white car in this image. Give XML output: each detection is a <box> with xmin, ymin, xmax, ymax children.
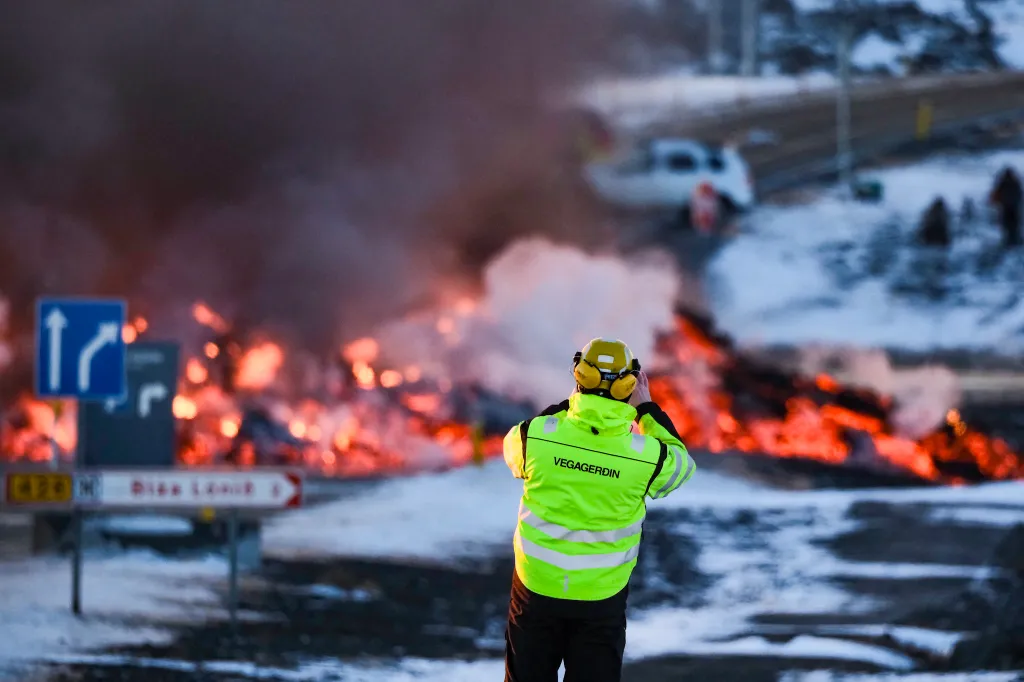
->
<box><xmin>583</xmin><ymin>138</ymin><xmax>756</xmax><ymax>221</ymax></box>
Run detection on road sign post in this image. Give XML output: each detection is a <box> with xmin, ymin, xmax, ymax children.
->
<box><xmin>71</xmin><ymin>510</ymin><xmax>83</xmax><ymax>615</ymax></box>
<box><xmin>1</xmin><ymin>468</ymin><xmax>303</xmax><ymax>620</ymax></box>
<box><xmin>36</xmin><ymin>297</ymin><xmax>128</xmax><ymax>617</ymax></box>
<box><xmin>228</xmin><ymin>509</ymin><xmax>240</xmax><ymax>637</ymax></box>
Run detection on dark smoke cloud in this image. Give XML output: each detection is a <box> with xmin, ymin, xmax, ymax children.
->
<box><xmin>0</xmin><ymin>0</ymin><xmax>615</xmax><ymax>368</ymax></box>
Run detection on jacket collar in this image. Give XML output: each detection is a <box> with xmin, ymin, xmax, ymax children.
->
<box><xmin>566</xmin><ymin>393</ymin><xmax>636</xmax><ymax>436</ymax></box>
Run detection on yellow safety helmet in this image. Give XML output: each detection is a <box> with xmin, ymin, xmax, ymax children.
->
<box><xmin>572</xmin><ymin>338</ymin><xmax>640</xmax><ymax>401</ymax></box>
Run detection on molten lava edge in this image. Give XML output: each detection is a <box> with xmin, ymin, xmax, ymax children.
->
<box><xmin>2</xmin><ymin>308</ymin><xmax>1022</xmax><ymax>484</ymax></box>
<box><xmin>651</xmin><ymin>312</ymin><xmax>1024</xmax><ymax>484</ymax></box>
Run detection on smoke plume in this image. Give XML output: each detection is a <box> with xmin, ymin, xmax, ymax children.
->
<box><xmin>0</xmin><ymin>0</ymin><xmax>615</xmax><ymax>387</ymax></box>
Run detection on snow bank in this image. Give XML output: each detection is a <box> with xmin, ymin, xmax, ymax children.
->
<box><xmin>101</xmin><ymin>515</ymin><xmax>193</xmax><ymax>536</ymax></box>
<box><xmin>263</xmin><ymin>462</ymin><xmax>522</xmax><ymax>563</ymax></box>
<box><xmin>579</xmin><ymin>73</ymin><xmax>836</xmax><ymax>111</ymax></box>
<box><xmin>709</xmin><ymin>149</ymin><xmax>1024</xmax><ymax>351</ymax></box>
<box><xmin>630</xmin><ymin>632</ymin><xmax>915</xmax><ymax>669</ymax></box>
<box><xmin>756</xmin><ymin>624</ymin><xmax>963</xmax><ymax>658</ymax></box>
<box><xmin>927</xmin><ymin>506</ymin><xmax>1024</xmax><ymax>526</ymax></box>
<box><xmin>575</xmin><ymin>73</ymin><xmax>836</xmax><ymax>131</ymax></box>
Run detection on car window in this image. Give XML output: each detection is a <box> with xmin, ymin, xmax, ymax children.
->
<box><xmin>706</xmin><ymin>151</ymin><xmax>726</xmax><ymax>172</ymax></box>
<box><xmin>666</xmin><ymin>152</ymin><xmax>697</xmax><ymax>173</ymax></box>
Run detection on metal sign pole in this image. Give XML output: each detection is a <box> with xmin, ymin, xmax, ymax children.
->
<box><xmin>707</xmin><ymin>0</ymin><xmax>723</xmax><ymax>75</ymax></box>
<box><xmin>71</xmin><ymin>509</ymin><xmax>83</xmax><ymax>615</ymax></box>
<box><xmin>836</xmin><ymin>16</ymin><xmax>854</xmax><ymax>195</ymax></box>
<box><xmin>740</xmin><ymin>0</ymin><xmax>759</xmax><ymax>77</ymax></box>
<box><xmin>228</xmin><ymin>508</ymin><xmax>240</xmax><ymax>637</ymax></box>
<box><xmin>71</xmin><ymin>427</ymin><xmax>83</xmax><ymax>616</ymax></box>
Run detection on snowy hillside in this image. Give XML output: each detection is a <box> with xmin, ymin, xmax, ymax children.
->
<box><xmin>767</xmin><ymin>0</ymin><xmax>1024</xmax><ymax>74</ymax></box>
<box><xmin>707</xmin><ymin>148</ymin><xmax>1024</xmax><ymax>352</ymax></box>
<box><xmin>620</xmin><ymin>0</ymin><xmax>1024</xmax><ymax>75</ymax></box>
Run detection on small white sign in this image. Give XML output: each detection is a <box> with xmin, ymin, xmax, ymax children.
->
<box><xmin>81</xmin><ymin>470</ymin><xmax>303</xmax><ymax>510</ymax></box>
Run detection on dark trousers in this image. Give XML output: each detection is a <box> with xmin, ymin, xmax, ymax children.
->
<box><xmin>1002</xmin><ymin>206</ymin><xmax>1022</xmax><ymax>246</ymax></box>
<box><xmin>505</xmin><ymin>570</ymin><xmax>627</xmax><ymax>682</ymax></box>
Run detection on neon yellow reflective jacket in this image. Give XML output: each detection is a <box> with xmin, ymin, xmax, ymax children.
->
<box><xmin>503</xmin><ymin>393</ymin><xmax>695</xmax><ymax>601</ymax></box>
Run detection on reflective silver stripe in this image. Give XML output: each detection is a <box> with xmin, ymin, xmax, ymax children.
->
<box><xmin>651</xmin><ymin>448</ymin><xmax>692</xmax><ymax>497</ymax></box>
<box><xmin>680</xmin><ymin>453</ymin><xmax>696</xmax><ymax>484</ymax></box>
<box><xmin>519</xmin><ymin>501</ymin><xmax>644</xmax><ymax>543</ymax></box>
<box><xmin>654</xmin><ymin>447</ymin><xmax>692</xmax><ymax>499</ymax></box>
<box><xmin>543</xmin><ymin>417</ymin><xmax>559</xmax><ymax>433</ymax></box>
<box><xmin>671</xmin><ymin>450</ymin><xmax>695</xmax><ymax>494</ymax></box>
<box><xmin>630</xmin><ymin>433</ymin><xmax>646</xmax><ymax>453</ymax></box>
<box><xmin>519</xmin><ymin>535</ymin><xmax>640</xmax><ymax>571</ymax></box>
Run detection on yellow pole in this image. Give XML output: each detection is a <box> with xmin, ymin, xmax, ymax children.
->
<box><xmin>471</xmin><ymin>422</ymin><xmax>485</xmax><ymax>466</ymax></box>
<box><xmin>916</xmin><ymin>99</ymin><xmax>933</xmax><ymax>140</ymax></box>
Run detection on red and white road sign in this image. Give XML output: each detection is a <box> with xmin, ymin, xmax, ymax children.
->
<box><xmin>79</xmin><ymin>469</ymin><xmax>303</xmax><ymax>509</ymax></box>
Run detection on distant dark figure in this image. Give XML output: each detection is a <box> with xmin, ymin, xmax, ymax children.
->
<box><xmin>990</xmin><ymin>166</ymin><xmax>1023</xmax><ymax>247</ymax></box>
<box><xmin>918</xmin><ymin>197</ymin><xmax>951</xmax><ymax>248</ymax></box>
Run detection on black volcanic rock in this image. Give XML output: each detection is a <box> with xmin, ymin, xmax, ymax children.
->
<box><xmin>946</xmin><ymin>524</ymin><xmax>1024</xmax><ymax>670</ymax></box>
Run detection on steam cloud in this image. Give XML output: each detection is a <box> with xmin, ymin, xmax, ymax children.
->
<box><xmin>0</xmin><ymin>0</ymin><xmax>615</xmax><ymax>393</ymax></box>
<box><xmin>795</xmin><ymin>346</ymin><xmax>961</xmax><ymax>439</ymax></box>
<box><xmin>376</xmin><ymin>238</ymin><xmax>681</xmax><ymax>408</ymax></box>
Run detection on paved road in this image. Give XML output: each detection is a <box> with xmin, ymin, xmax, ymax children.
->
<box><xmin>639</xmin><ymin>71</ymin><xmax>1024</xmax><ymax>194</ymax></box>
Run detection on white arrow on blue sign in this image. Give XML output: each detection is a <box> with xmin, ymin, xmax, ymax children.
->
<box><xmin>35</xmin><ymin>298</ymin><xmax>128</xmax><ymax>401</ymax></box>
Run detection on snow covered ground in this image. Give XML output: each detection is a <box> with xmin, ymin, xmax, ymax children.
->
<box><xmin>7</xmin><ymin>458</ymin><xmax>1019</xmax><ymax>681</ymax></box>
<box><xmin>261</xmin><ymin>463</ymin><xmax>1021</xmax><ymax>680</ymax></box>
<box><xmin>0</xmin><ymin>552</ymin><xmax>228</xmax><ymax>662</ymax></box>
<box><xmin>708</xmin><ymin>148</ymin><xmax>1024</xmax><ymax>352</ymax></box>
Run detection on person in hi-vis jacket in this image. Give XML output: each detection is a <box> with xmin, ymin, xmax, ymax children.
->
<box><xmin>503</xmin><ymin>338</ymin><xmax>695</xmax><ymax>682</ymax></box>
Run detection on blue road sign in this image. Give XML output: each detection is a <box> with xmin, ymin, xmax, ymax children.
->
<box><xmin>35</xmin><ymin>298</ymin><xmax>127</xmax><ymax>401</ymax></box>
<box><xmin>81</xmin><ymin>342</ymin><xmax>180</xmax><ymax>468</ymax></box>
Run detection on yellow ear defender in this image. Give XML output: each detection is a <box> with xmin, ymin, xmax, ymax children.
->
<box><xmin>572</xmin><ymin>338</ymin><xmax>641</xmax><ymax>401</ymax></box>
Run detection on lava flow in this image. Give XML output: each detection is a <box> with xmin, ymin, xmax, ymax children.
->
<box><xmin>650</xmin><ymin>312</ymin><xmax>1024</xmax><ymax>483</ymax></box>
<box><xmin>2</xmin><ymin>302</ymin><xmax>1023</xmax><ymax>484</ymax></box>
